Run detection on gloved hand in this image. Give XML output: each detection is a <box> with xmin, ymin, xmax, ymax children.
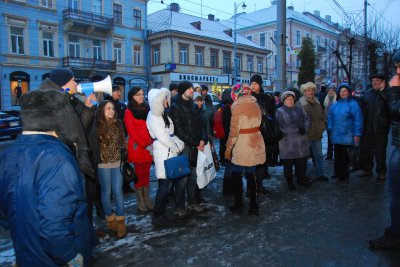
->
<box><xmin>298</xmin><ymin>127</ymin><xmax>306</xmax><ymax>135</ymax></box>
<box><xmin>224</xmin><ymin>149</ymin><xmax>232</xmax><ymax>161</ymax></box>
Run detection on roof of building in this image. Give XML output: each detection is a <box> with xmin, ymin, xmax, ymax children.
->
<box><xmin>221</xmin><ymin>5</ymin><xmax>339</xmax><ymax>35</ymax></box>
<box><xmin>147</xmin><ymin>9</ymin><xmax>265</xmax><ymax>50</ymax></box>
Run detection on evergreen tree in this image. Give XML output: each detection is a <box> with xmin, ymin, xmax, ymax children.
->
<box><xmin>297</xmin><ymin>37</ymin><xmax>316</xmax><ymax>86</ymax></box>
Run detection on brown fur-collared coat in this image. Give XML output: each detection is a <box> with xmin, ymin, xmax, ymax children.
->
<box><xmin>225</xmin><ymin>94</ymin><xmax>266</xmax><ymax>167</ymax></box>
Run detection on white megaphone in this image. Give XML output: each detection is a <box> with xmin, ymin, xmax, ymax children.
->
<box><xmin>77</xmin><ymin>75</ymin><xmax>112</xmax><ymax>95</ymax></box>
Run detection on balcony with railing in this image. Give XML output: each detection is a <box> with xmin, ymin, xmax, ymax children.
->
<box><xmin>62</xmin><ymin>57</ymin><xmax>116</xmax><ymax>71</ymax></box>
<box><xmin>63</xmin><ymin>9</ymin><xmax>114</xmax><ymax>31</ymax></box>
<box><xmin>315</xmin><ymin>69</ymin><xmax>327</xmax><ymax>75</ymax></box>
<box><xmin>316</xmin><ymin>46</ymin><xmax>327</xmax><ymax>53</ymax></box>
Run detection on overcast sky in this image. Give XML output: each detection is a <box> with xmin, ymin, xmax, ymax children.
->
<box><xmin>147</xmin><ymin>0</ymin><xmax>400</xmax><ymax>30</ymax></box>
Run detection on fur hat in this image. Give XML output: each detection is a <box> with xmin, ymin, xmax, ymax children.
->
<box><xmin>148</xmin><ymin>88</ymin><xmax>171</xmax><ymax>116</ymax></box>
<box><xmin>250</xmin><ymin>74</ymin><xmax>263</xmax><ymax>89</ymax></box>
<box><xmin>49</xmin><ymin>68</ymin><xmax>74</xmax><ymax>87</ymax></box>
<box><xmin>231</xmin><ymin>83</ymin><xmax>251</xmax><ymax>101</ymax></box>
<box><xmin>300</xmin><ymin>82</ymin><xmax>317</xmax><ymax>94</ymax></box>
<box><xmin>193</xmin><ymin>83</ymin><xmax>201</xmax><ymax>91</ymax></box>
<box><xmin>280</xmin><ymin>91</ymin><xmax>296</xmax><ymax>102</ymax></box>
<box><xmin>21</xmin><ymin>90</ymin><xmax>74</xmax><ymax>134</ymax></box>
<box><xmin>178</xmin><ymin>81</ymin><xmax>194</xmax><ymax>95</ymax></box>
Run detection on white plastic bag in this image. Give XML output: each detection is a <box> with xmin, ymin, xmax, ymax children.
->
<box><xmin>196</xmin><ymin>143</ymin><xmax>216</xmax><ymax>189</ymax></box>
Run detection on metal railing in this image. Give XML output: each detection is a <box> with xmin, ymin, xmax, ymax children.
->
<box><xmin>63</xmin><ymin>9</ymin><xmax>114</xmax><ymax>29</ymax></box>
<box><xmin>62</xmin><ymin>57</ymin><xmax>116</xmax><ymax>70</ymax></box>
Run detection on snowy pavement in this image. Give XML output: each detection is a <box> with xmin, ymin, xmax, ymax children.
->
<box><xmin>1</xmin><ymin>133</ymin><xmax>400</xmax><ymax>266</ymax></box>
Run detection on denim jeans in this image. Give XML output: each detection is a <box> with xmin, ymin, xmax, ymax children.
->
<box><xmin>98</xmin><ymin>167</ymin><xmax>124</xmax><ymax>216</ymax></box>
<box><xmin>387</xmin><ymin>147</ymin><xmax>400</xmax><ymax>237</ymax></box>
<box><xmin>309</xmin><ymin>140</ymin><xmax>324</xmax><ymax>177</ymax></box>
<box><xmin>154</xmin><ymin>179</ymin><xmax>172</xmax><ymax>217</ymax></box>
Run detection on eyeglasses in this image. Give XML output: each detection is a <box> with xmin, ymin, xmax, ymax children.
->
<box><xmin>134</xmin><ymin>93</ymin><xmax>144</xmax><ymax>97</ymax></box>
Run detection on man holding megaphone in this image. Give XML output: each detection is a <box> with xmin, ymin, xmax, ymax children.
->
<box><xmin>38</xmin><ymin>67</ymin><xmax>105</xmax><ymax>226</ymax></box>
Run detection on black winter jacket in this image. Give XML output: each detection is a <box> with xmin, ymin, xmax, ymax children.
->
<box><xmin>171</xmin><ymin>95</ymin><xmax>208</xmax><ymax>147</ymax></box>
<box><xmin>360</xmin><ymin>88</ymin><xmax>390</xmax><ymax>135</ymax></box>
<box><xmin>387</xmin><ymin>86</ymin><xmax>400</xmax><ymax>146</ymax></box>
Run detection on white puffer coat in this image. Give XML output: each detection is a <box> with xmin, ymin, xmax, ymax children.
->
<box><xmin>147</xmin><ymin>88</ymin><xmax>184</xmax><ymax>179</ymax></box>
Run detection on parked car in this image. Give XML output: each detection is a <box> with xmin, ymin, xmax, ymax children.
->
<box><xmin>0</xmin><ymin>111</ymin><xmax>22</xmax><ymax>139</ymax></box>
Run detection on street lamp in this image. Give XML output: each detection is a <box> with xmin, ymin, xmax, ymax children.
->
<box><xmin>233</xmin><ymin>1</ymin><xmax>246</xmax><ymax>85</ymax></box>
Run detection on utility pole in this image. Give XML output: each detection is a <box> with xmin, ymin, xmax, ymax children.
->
<box><xmin>363</xmin><ymin>0</ymin><xmax>368</xmax><ymax>90</ymax></box>
<box><xmin>276</xmin><ymin>0</ymin><xmax>286</xmax><ymax>91</ymax></box>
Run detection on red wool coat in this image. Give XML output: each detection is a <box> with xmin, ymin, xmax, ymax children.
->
<box><xmin>124</xmin><ymin>109</ymin><xmax>152</xmax><ymax>163</ymax></box>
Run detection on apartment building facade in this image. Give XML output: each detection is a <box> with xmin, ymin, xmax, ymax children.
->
<box><xmin>222</xmin><ymin>4</ymin><xmax>340</xmax><ymax>89</ymax></box>
<box><xmin>0</xmin><ymin>0</ymin><xmax>147</xmax><ymax>111</ymax></box>
<box><xmin>147</xmin><ymin>3</ymin><xmax>271</xmax><ymax>93</ymax></box>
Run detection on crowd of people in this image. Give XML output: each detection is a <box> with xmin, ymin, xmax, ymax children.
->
<box><xmin>1</xmin><ymin>50</ymin><xmax>400</xmax><ymax>265</ymax></box>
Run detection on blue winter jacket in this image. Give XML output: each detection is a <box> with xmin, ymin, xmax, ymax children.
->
<box><xmin>327</xmin><ymin>84</ymin><xmax>363</xmax><ymax>145</ymax></box>
<box><xmin>0</xmin><ymin>134</ymin><xmax>94</xmax><ymax>267</ymax></box>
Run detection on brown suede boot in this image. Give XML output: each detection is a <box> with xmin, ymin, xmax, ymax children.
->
<box><xmin>105</xmin><ymin>214</ymin><xmax>118</xmax><ymax>232</ymax></box>
<box><xmin>143</xmin><ymin>186</ymin><xmax>154</xmax><ymax>210</ymax></box>
<box><xmin>136</xmin><ymin>187</ymin><xmax>148</xmax><ymax>212</ymax></box>
<box><xmin>116</xmin><ymin>216</ymin><xmax>127</xmax><ymax>238</ymax></box>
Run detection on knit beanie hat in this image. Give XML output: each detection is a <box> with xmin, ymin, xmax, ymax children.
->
<box><xmin>169</xmin><ymin>82</ymin><xmax>178</xmax><ymax>91</ymax></box>
<box><xmin>178</xmin><ymin>81</ymin><xmax>194</xmax><ymax>95</ymax></box>
<box><xmin>300</xmin><ymin>82</ymin><xmax>317</xmax><ymax>94</ymax></box>
<box><xmin>49</xmin><ymin>68</ymin><xmax>74</xmax><ymax>87</ymax></box>
<box><xmin>280</xmin><ymin>91</ymin><xmax>296</xmax><ymax>102</ymax></box>
<box><xmin>231</xmin><ymin>83</ymin><xmax>251</xmax><ymax>101</ymax></box>
<box><xmin>250</xmin><ymin>74</ymin><xmax>263</xmax><ymax>89</ymax></box>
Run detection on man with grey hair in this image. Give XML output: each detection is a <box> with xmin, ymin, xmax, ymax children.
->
<box><xmin>297</xmin><ymin>82</ymin><xmax>328</xmax><ymax>182</ymax></box>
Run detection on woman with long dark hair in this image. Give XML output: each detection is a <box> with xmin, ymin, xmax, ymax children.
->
<box><xmin>96</xmin><ymin>100</ymin><xmax>126</xmax><ymax>238</ymax></box>
<box><xmin>124</xmin><ymin>87</ymin><xmax>153</xmax><ymax>212</ymax></box>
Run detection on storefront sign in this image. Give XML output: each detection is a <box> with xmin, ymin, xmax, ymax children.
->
<box><xmin>170</xmin><ymin>73</ymin><xmax>229</xmax><ymax>84</ymax></box>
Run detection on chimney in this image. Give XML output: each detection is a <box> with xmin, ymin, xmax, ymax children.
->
<box><xmin>314</xmin><ymin>10</ymin><xmax>320</xmax><ymax>17</ymax></box>
<box><xmin>288</xmin><ymin>6</ymin><xmax>294</xmax><ymax>11</ymax></box>
<box><xmin>325</xmin><ymin>15</ymin><xmax>331</xmax><ymax>22</ymax></box>
<box><xmin>208</xmin><ymin>14</ymin><xmax>215</xmax><ymax>21</ymax></box>
<box><xmin>271</xmin><ymin>0</ymin><xmax>277</xmax><ymax>5</ymax></box>
<box><xmin>169</xmin><ymin>3</ymin><xmax>180</xmax><ymax>12</ymax></box>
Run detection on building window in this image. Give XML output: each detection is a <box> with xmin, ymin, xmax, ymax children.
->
<box><xmin>274</xmin><ymin>31</ymin><xmax>277</xmax><ymax>43</ymax></box>
<box><xmin>257</xmin><ymin>58</ymin><xmax>263</xmax><ymax>73</ymax></box>
<box><xmin>237</xmin><ymin>54</ymin><xmax>242</xmax><ymax>70</ymax></box>
<box><xmin>316</xmin><ymin>36</ymin><xmax>320</xmax><ymax>47</ymax></box>
<box><xmin>68</xmin><ymin>36</ymin><xmax>80</xmax><ymax>57</ymax></box>
<box><xmin>247</xmin><ymin>56</ymin><xmax>253</xmax><ymax>72</ymax></box>
<box><xmin>306</xmin><ymin>33</ymin><xmax>310</xmax><ymax>38</ymax></box>
<box><xmin>152</xmin><ymin>46</ymin><xmax>160</xmax><ymax>65</ymax></box>
<box><xmin>10</xmin><ymin>26</ymin><xmax>25</xmax><ymax>55</ymax></box>
<box><xmin>93</xmin><ymin>40</ymin><xmax>102</xmax><ymax>60</ymax></box>
<box><xmin>93</xmin><ymin>0</ymin><xmax>101</xmax><ymax>14</ymax></box>
<box><xmin>179</xmin><ymin>45</ymin><xmax>188</xmax><ymax>64</ymax></box>
<box><xmin>324</xmin><ymin>38</ymin><xmax>328</xmax><ymax>48</ymax></box>
<box><xmin>113</xmin><ymin>42</ymin><xmax>122</xmax><ymax>64</ymax></box>
<box><xmin>195</xmin><ymin>47</ymin><xmax>204</xmax><ymax>66</ymax></box>
<box><xmin>260</xmin><ymin>33</ymin><xmax>265</xmax><ymax>47</ymax></box>
<box><xmin>296</xmin><ymin>30</ymin><xmax>300</xmax><ymax>45</ymax></box>
<box><xmin>40</xmin><ymin>0</ymin><xmax>53</xmax><ymax>8</ymax></box>
<box><xmin>210</xmin><ymin>49</ymin><xmax>218</xmax><ymax>68</ymax></box>
<box><xmin>113</xmin><ymin>4</ymin><xmax>122</xmax><ymax>25</ymax></box>
<box><xmin>42</xmin><ymin>32</ymin><xmax>54</xmax><ymax>57</ymax></box>
<box><xmin>133</xmin><ymin>9</ymin><xmax>141</xmax><ymax>29</ymax></box>
<box><xmin>247</xmin><ymin>35</ymin><xmax>252</xmax><ymax>41</ymax></box>
<box><xmin>133</xmin><ymin>46</ymin><xmax>141</xmax><ymax>66</ymax></box>
<box><xmin>68</xmin><ymin>0</ymin><xmax>79</xmax><ymax>9</ymax></box>
<box><xmin>223</xmin><ymin>52</ymin><xmax>231</xmax><ymax>74</ymax></box>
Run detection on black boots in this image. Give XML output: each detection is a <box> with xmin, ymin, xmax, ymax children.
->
<box><xmin>286</xmin><ymin>176</ymin><xmax>296</xmax><ymax>191</ymax></box>
<box><xmin>230</xmin><ymin>172</ymin><xmax>243</xmax><ymax>213</ymax></box>
<box><xmin>297</xmin><ymin>176</ymin><xmax>312</xmax><ymax>187</ymax></box>
<box><xmin>246</xmin><ymin>173</ymin><xmax>259</xmax><ymax>216</ymax></box>
<box><xmin>256</xmin><ymin>176</ymin><xmax>271</xmax><ymax>195</ymax></box>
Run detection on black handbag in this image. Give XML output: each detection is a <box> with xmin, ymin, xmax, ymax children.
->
<box><xmin>120</xmin><ymin>148</ymin><xmax>138</xmax><ymax>184</ymax></box>
<box><xmin>260</xmin><ymin>115</ymin><xmax>284</xmax><ymax>145</ymax></box>
<box><xmin>348</xmin><ymin>144</ymin><xmax>361</xmax><ymax>172</ymax></box>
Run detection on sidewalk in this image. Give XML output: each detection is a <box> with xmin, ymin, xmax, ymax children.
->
<box><xmin>1</xmin><ymin>134</ymin><xmax>400</xmax><ymax>266</ymax></box>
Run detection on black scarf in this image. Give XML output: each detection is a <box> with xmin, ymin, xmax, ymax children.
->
<box><xmin>128</xmin><ymin>103</ymin><xmax>149</xmax><ymax>120</ymax></box>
